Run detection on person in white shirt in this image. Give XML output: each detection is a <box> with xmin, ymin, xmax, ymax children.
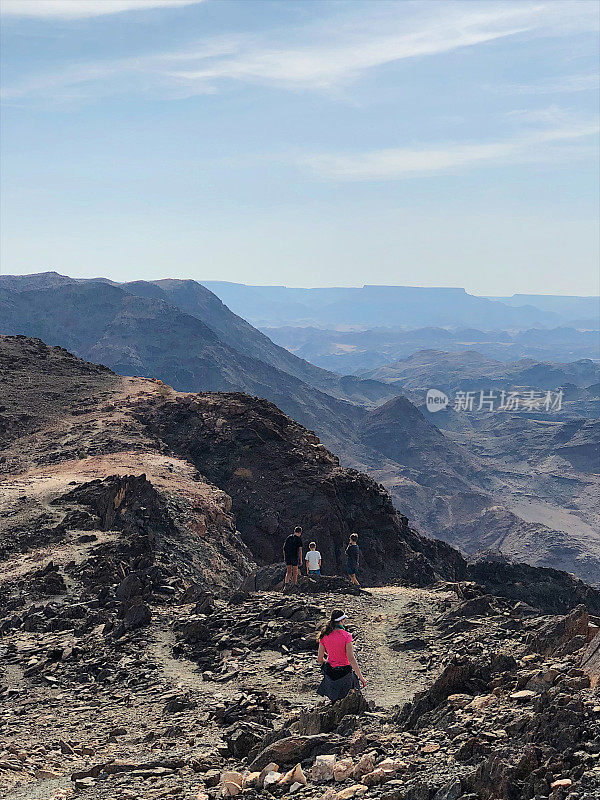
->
<box><xmin>305</xmin><ymin>542</ymin><xmax>322</xmax><ymax>576</ymax></box>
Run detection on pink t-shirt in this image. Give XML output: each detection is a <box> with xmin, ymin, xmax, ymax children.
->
<box><xmin>321</xmin><ymin>628</ymin><xmax>352</xmax><ymax>667</ymax></box>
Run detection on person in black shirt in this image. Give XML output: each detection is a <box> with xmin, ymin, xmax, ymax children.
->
<box><xmin>283</xmin><ymin>526</ymin><xmax>303</xmax><ymax>587</ymax></box>
<box><xmin>345</xmin><ymin>533</ymin><xmax>360</xmax><ymax>586</ymax></box>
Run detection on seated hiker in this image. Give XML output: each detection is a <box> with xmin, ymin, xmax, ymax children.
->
<box><xmin>305</xmin><ymin>541</ymin><xmax>322</xmax><ymax>576</ymax></box>
<box><xmin>316</xmin><ymin>609</ymin><xmax>366</xmax><ymax>702</ymax></box>
<box><xmin>345</xmin><ymin>533</ymin><xmax>360</xmax><ymax>586</ymax></box>
<box><xmin>283</xmin><ymin>525</ymin><xmax>303</xmax><ymax>586</ymax></box>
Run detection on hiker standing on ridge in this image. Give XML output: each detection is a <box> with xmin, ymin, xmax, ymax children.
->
<box><xmin>305</xmin><ymin>542</ymin><xmax>322</xmax><ymax>577</ymax></box>
<box><xmin>283</xmin><ymin>525</ymin><xmax>303</xmax><ymax>587</ymax></box>
<box><xmin>345</xmin><ymin>533</ymin><xmax>360</xmax><ymax>586</ymax></box>
<box><xmin>317</xmin><ymin>609</ymin><xmax>366</xmax><ymax>702</ymax></box>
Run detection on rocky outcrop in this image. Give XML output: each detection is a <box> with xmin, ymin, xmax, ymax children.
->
<box><xmin>136</xmin><ymin>391</ymin><xmax>467</xmax><ymax>586</ymax></box>
<box><xmin>469</xmin><ymin>560</ymin><xmax>600</xmax><ymax>615</ymax></box>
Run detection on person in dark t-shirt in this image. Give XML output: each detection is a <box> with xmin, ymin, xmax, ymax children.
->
<box><xmin>345</xmin><ymin>533</ymin><xmax>360</xmax><ymax>586</ymax></box>
<box><xmin>283</xmin><ymin>526</ymin><xmax>303</xmax><ymax>587</ymax></box>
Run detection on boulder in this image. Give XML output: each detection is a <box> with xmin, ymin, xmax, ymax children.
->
<box><xmin>116</xmin><ymin>602</ymin><xmax>151</xmax><ymax>636</ymax></box>
<box><xmin>115</xmin><ymin>573</ymin><xmax>144</xmax><ymax>601</ymax></box>
<box><xmin>526</xmin><ymin>605</ymin><xmax>590</xmax><ymax>656</ymax></box>
<box><xmin>220</xmin><ymin>771</ymin><xmax>243</xmax><ymax>797</ymax></box>
<box><xmin>250</xmin><ymin>734</ymin><xmax>337</xmax><ymax>771</ymax></box>
<box><xmin>291</xmin><ymin>691</ymin><xmax>367</xmax><ymax>735</ymax></box>
<box><xmin>182</xmin><ymin>619</ymin><xmax>212</xmax><ymax>643</ymax></box>
<box><xmin>224</xmin><ymin>722</ymin><xmax>270</xmax><ymax>758</ymax></box>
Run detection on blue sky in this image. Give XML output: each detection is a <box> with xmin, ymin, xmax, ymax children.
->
<box><xmin>1</xmin><ymin>0</ymin><xmax>598</xmax><ymax>295</ymax></box>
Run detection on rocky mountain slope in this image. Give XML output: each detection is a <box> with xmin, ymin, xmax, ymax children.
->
<box><xmin>0</xmin><ymin>280</ymin><xmax>369</xmax><ymax>446</ymax></box>
<box><xmin>1</xmin><ymin>337</ymin><xmax>600</xmax><ymax>800</ymax></box>
<box><xmin>0</xmin><ymin>335</ymin><xmax>465</xmax><ymax>588</ymax></box>
<box><xmin>1</xmin><ymin>275</ymin><xmax>598</xmax><ymax>585</ymax></box>
<box><xmin>0</xmin><ymin>273</ymin><xmax>392</xmax><ymax>407</ymax></box>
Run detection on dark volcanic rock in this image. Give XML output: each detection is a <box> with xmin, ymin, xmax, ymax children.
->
<box><xmin>525</xmin><ymin>605</ymin><xmax>590</xmax><ymax>655</ymax></box>
<box><xmin>249</xmin><ymin>733</ymin><xmax>339</xmax><ymax>771</ymax></box>
<box><xmin>469</xmin><ymin>560</ymin><xmax>600</xmax><ymax>614</ymax></box>
<box><xmin>137</xmin><ymin>392</ymin><xmax>468</xmax><ymax>586</ymax></box>
<box><xmin>397</xmin><ymin>652</ymin><xmax>518</xmax><ymax>729</ymax></box>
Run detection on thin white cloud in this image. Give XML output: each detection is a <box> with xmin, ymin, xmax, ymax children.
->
<box><xmin>2</xmin><ymin>1</ymin><xmax>597</xmax><ymax>101</ymax></box>
<box><xmin>0</xmin><ymin>0</ymin><xmax>202</xmax><ymax>19</ymax></box>
<box><xmin>503</xmin><ymin>73</ymin><xmax>600</xmax><ymax>95</ymax></box>
<box><xmin>165</xmin><ymin>2</ymin><xmax>598</xmax><ymax>92</ymax></box>
<box><xmin>304</xmin><ymin>120</ymin><xmax>599</xmax><ymax>181</ymax></box>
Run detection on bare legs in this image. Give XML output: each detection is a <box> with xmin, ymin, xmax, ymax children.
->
<box><xmin>285</xmin><ymin>565</ymin><xmax>299</xmax><ymax>587</ymax></box>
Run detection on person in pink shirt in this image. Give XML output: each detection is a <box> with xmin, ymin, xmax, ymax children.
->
<box><xmin>316</xmin><ymin>609</ymin><xmax>366</xmax><ymax>702</ymax></box>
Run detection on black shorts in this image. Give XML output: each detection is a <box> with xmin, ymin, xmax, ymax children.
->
<box><xmin>285</xmin><ymin>555</ymin><xmax>300</xmax><ymax>567</ymax></box>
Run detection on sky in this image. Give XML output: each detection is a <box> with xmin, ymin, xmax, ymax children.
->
<box><xmin>1</xmin><ymin>0</ymin><xmax>598</xmax><ymax>295</ymax></box>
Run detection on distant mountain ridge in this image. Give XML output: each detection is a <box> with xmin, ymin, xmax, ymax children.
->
<box><xmin>201</xmin><ymin>281</ymin><xmax>564</xmax><ymax>329</ymax></box>
<box><xmin>0</xmin><ymin>272</ymin><xmax>391</xmax><ymax>407</ymax></box>
<box><xmin>488</xmin><ymin>293</ymin><xmax>599</xmax><ymax>327</ymax></box>
<box><xmin>0</xmin><ymin>279</ymin><xmax>366</xmax><ymax>445</ymax></box>
<box><xmin>264</xmin><ymin>325</ymin><xmax>600</xmax><ymax>374</ymax></box>
<box><xmin>361</xmin><ymin>348</ymin><xmax>600</xmax><ymax>395</ymax></box>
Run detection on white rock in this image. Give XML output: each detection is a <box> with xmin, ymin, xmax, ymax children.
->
<box><xmin>264</xmin><ymin>771</ymin><xmax>282</xmax><ymax>788</ymax></box>
<box><xmin>258</xmin><ymin>762</ymin><xmax>279</xmax><ymax>787</ymax></box>
<box><xmin>311</xmin><ymin>754</ymin><xmax>336</xmax><ymax>782</ymax></box>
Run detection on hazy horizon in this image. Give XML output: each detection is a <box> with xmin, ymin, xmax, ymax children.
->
<box><xmin>3</xmin><ymin>268</ymin><xmax>599</xmax><ymax>301</ymax></box>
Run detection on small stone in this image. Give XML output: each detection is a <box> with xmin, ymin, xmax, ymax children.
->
<box><xmin>333</xmin><ymin>757</ymin><xmax>355</xmax><ymax>782</ymax></box>
<box><xmin>243</xmin><ymin>772</ymin><xmax>261</xmax><ymax>788</ymax></box>
<box><xmin>204</xmin><ymin>768</ymin><xmax>221</xmax><ymax>788</ymax></box>
<box><xmin>510</xmin><ymin>690</ymin><xmax>537</xmax><ymax>701</ymax></box>
<box><xmin>259</xmin><ymin>763</ymin><xmax>280</xmax><ymax>786</ymax></box>
<box><xmin>362</xmin><ymin>768</ymin><xmax>392</xmax><ymax>787</ymax></box>
<box><xmin>338</xmin><ymin>786</ymin><xmax>368</xmax><ymax>799</ymax></box>
<box><xmin>353</xmin><ymin>752</ymin><xmax>376</xmax><ymax>779</ymax></box>
<box><xmin>551</xmin><ymin>779</ymin><xmax>573</xmax><ymax>789</ymax></box>
<box><xmin>312</xmin><ymin>754</ymin><xmax>336</xmax><ymax>782</ymax></box>
<box><xmin>220</xmin><ymin>770</ymin><xmax>243</xmax><ymax>796</ymax></box>
<box><xmin>264</xmin><ymin>771</ymin><xmax>282</xmax><ymax>788</ymax></box>
<box><xmin>291</xmin><ymin>764</ymin><xmax>307</xmax><ymax>786</ymax></box>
